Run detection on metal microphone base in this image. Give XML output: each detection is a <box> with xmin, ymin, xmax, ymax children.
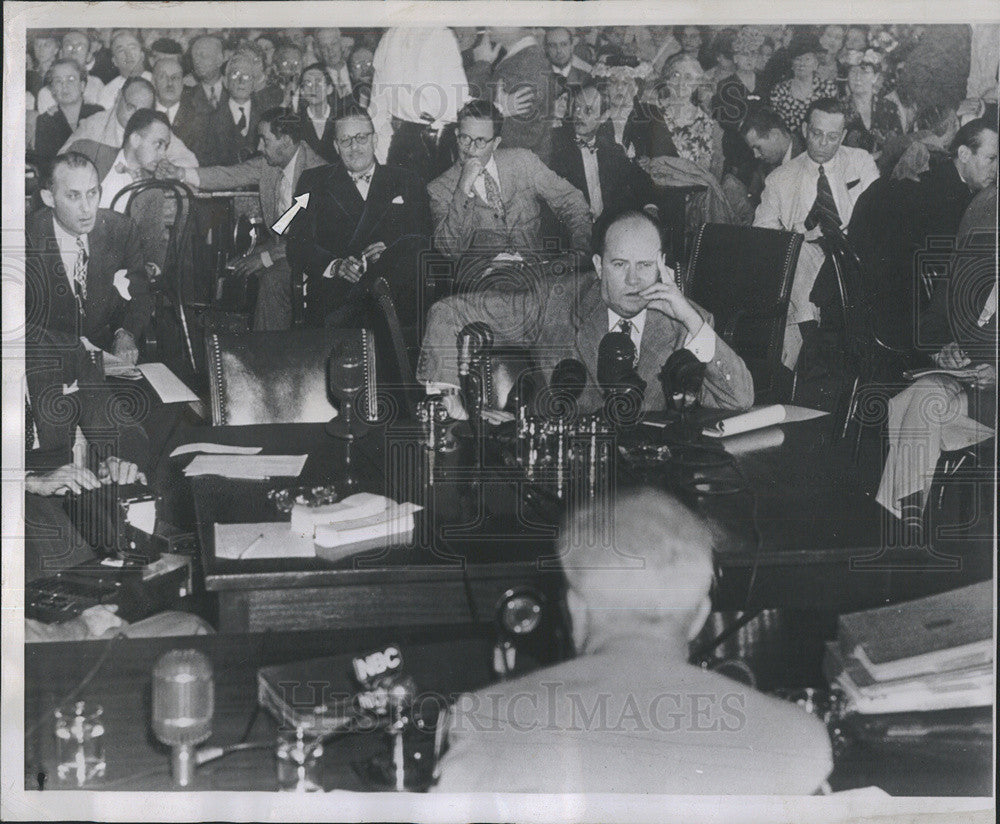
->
<box><xmin>171</xmin><ymin>743</ymin><xmax>196</xmax><ymax>787</ymax></box>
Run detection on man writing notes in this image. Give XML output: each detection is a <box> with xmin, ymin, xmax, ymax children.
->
<box><xmin>26</xmin><ymin>152</ymin><xmax>152</xmax><ymax>365</ymax></box>
<box><xmin>753</xmin><ymin>97</ymin><xmax>878</xmax><ymax>369</ymax></box>
<box><xmin>433</xmin><ymin>489</ymin><xmax>833</xmax><ymax>794</ymax></box>
<box><xmin>417</xmin><ymin>208</ymin><xmax>753</xmax><ymax>419</ymax></box>
<box><xmin>287</xmin><ymin>107</ymin><xmax>432</xmax><ymax>330</ymax></box>
<box><xmin>427</xmin><ymin>99</ymin><xmax>592</xmax><ymax>274</ymax></box>
<box><xmin>158</xmin><ymin>107</ymin><xmax>327</xmax><ymax>330</ymax></box>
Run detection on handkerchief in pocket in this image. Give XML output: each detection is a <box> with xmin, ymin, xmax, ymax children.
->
<box><xmin>392</xmin><ymin>195</ymin><xmax>405</xmax><ymax>204</ymax></box>
<box><xmin>113</xmin><ymin>269</ymin><xmax>131</xmax><ymax>300</ymax></box>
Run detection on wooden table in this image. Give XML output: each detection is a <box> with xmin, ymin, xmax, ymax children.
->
<box><xmin>23</xmin><ymin>629</ymin><xmax>993</xmax><ymax>796</ymax></box>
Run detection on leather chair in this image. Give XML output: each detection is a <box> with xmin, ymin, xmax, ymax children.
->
<box><xmin>111</xmin><ymin>179</ymin><xmax>198</xmax><ymax>372</ymax></box>
<box><xmin>682</xmin><ymin>223</ymin><xmax>802</xmax><ymax>403</ymax></box>
<box><xmin>205</xmin><ymin>327</ymin><xmax>377</xmax><ymax>426</ymax></box>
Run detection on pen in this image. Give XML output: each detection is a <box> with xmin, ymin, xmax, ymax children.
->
<box><xmin>237</xmin><ymin>532</ymin><xmax>266</xmax><ymax>560</ymax></box>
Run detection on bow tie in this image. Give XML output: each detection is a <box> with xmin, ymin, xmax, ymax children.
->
<box><xmin>575</xmin><ymin>136</ymin><xmax>598</xmax><ymax>152</ymax></box>
<box><xmin>351</xmin><ymin>170</ymin><xmax>374</xmax><ymax>184</ymax></box>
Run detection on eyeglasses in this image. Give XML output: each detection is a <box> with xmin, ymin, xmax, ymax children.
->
<box><xmin>456</xmin><ymin>133</ymin><xmax>495</xmax><ymax>150</ymax></box>
<box><xmin>228</xmin><ymin>71</ymin><xmax>254</xmax><ymax>82</ymax></box>
<box><xmin>300</xmin><ymin>79</ymin><xmax>328</xmax><ymax>90</ymax></box>
<box><xmin>337</xmin><ymin>132</ymin><xmax>374</xmax><ymax>148</ymax></box>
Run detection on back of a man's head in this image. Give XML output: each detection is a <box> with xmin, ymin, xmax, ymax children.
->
<box><xmin>560</xmin><ymin>488</ymin><xmax>715</xmax><ymax>649</ymax></box>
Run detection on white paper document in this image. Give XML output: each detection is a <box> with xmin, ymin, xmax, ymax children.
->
<box><xmin>703</xmin><ymin>404</ymin><xmax>828</xmax><ymax>438</ymax></box>
<box><xmin>138</xmin><ymin>362</ymin><xmax>200</xmax><ymax>403</ymax></box>
<box><xmin>214</xmin><ymin>521</ymin><xmax>317</xmax><ymax>560</ymax></box>
<box><xmin>170</xmin><ymin>443</ymin><xmax>263</xmax><ymax>458</ymax></box>
<box><xmin>183</xmin><ymin>454</ymin><xmax>308</xmax><ymax>479</ymax></box>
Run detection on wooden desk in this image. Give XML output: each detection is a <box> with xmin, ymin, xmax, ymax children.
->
<box><xmin>23</xmin><ymin>630</ymin><xmax>993</xmax><ymax>796</ymax></box>
<box><xmin>160</xmin><ymin>415</ymin><xmax>988</xmax><ymax>633</ymax></box>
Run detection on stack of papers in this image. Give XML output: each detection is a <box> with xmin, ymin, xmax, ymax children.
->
<box><xmin>703</xmin><ymin>404</ymin><xmax>827</xmax><ymax>438</ymax></box>
<box><xmin>184</xmin><ymin>454</ymin><xmax>308</xmax><ymax>479</ymax></box>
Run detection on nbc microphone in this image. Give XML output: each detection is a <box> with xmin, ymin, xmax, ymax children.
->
<box><xmin>152</xmin><ymin>649</ymin><xmax>214</xmax><ymax>787</ymax></box>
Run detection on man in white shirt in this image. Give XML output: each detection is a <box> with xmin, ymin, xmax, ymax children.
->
<box><xmin>367</xmin><ymin>27</ymin><xmax>471</xmax><ymax>183</ymax></box>
<box><xmin>313</xmin><ymin>28</ymin><xmax>352</xmax><ymax>99</ymax></box>
<box><xmin>98</xmin><ymin>109</ymin><xmax>170</xmax><ymax>212</ymax></box>
<box><xmin>97</xmin><ymin>30</ymin><xmax>151</xmax><ymax>111</ymax></box>
<box><xmin>754</xmin><ymin>97</ymin><xmax>879</xmax><ymax>368</ymax></box>
<box><xmin>61</xmin><ymin>76</ymin><xmax>198</xmax><ymax>175</ymax></box>
<box><xmin>185</xmin><ymin>33</ymin><xmax>227</xmax><ymax>113</ymax></box>
<box><xmin>152</xmin><ymin>55</ymin><xmax>208</xmax><ymax>162</ymax></box>
<box><xmin>418</xmin><ymin>208</ymin><xmax>753</xmax><ymax>418</ymax></box>
<box><xmin>35</xmin><ymin>30</ymin><xmax>105</xmax><ymax>112</ymax></box>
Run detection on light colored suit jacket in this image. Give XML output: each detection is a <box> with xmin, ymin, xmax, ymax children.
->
<box><xmin>427</xmin><ymin>147</ymin><xmax>592</xmax><ymax>260</ymax></box>
<box><xmin>60</xmin><ymin>107</ymin><xmax>198</xmax><ymax>168</ymax></box>
<box><xmin>417</xmin><ymin>271</ymin><xmax>754</xmax><ymax>412</ymax></box>
<box><xmin>195</xmin><ymin>143</ymin><xmax>328</xmax><ymax>230</ymax></box>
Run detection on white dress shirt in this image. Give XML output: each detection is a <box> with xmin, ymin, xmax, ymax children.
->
<box><xmin>51</xmin><ymin>216</ymin><xmax>90</xmax><ymax>293</ymax></box>
<box><xmin>228</xmin><ymin>98</ymin><xmax>251</xmax><ymax>136</ymax></box>
<box><xmin>326</xmin><ymin>64</ymin><xmax>352</xmax><ymax>97</ymax></box>
<box><xmin>156</xmin><ymin>100</ymin><xmax>180</xmax><ymax>125</ymax></box>
<box><xmin>277</xmin><ymin>147</ymin><xmax>300</xmax><ymax>216</ymax></box>
<box><xmin>472</xmin><ymin>155</ymin><xmax>502</xmax><ymax>206</ymax></box>
<box><xmin>98</xmin><ymin>150</ymin><xmax>136</xmax><ymax>212</ymax></box>
<box><xmin>579</xmin><ymin>144</ymin><xmax>604</xmax><ymax>218</ymax></box>
<box><xmin>307</xmin><ymin>102</ymin><xmax>330</xmax><ymax>140</ymax></box>
<box><xmin>608</xmin><ymin>308</ymin><xmax>716</xmax><ymax>363</ymax></box>
<box><xmin>368</xmin><ymin>27</ymin><xmax>470</xmax><ymax>163</ymax></box>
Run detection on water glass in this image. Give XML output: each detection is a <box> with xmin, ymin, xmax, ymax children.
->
<box><xmin>275</xmin><ymin>726</ymin><xmax>324</xmax><ymax>792</ymax></box>
<box><xmin>54</xmin><ymin>701</ymin><xmax>106</xmax><ymax>786</ymax></box>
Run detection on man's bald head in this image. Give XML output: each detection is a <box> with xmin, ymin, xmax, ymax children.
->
<box><xmin>560</xmin><ymin>489</ymin><xmax>715</xmax><ymax>648</ymax></box>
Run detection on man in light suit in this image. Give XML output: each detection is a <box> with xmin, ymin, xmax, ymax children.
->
<box><xmin>418</xmin><ymin>208</ymin><xmax>753</xmax><ymax>418</ymax></box>
<box><xmin>26</xmin><ymin>152</ymin><xmax>153</xmax><ymax>362</ymax></box>
<box><xmin>428</xmin><ymin>99</ymin><xmax>592</xmax><ymax>274</ymax></box>
<box><xmin>433</xmin><ymin>489</ymin><xmax>833</xmax><ymax>794</ymax></box>
<box><xmin>158</xmin><ymin>107</ymin><xmax>328</xmax><ymax>330</ymax></box>
<box><xmin>61</xmin><ymin>76</ymin><xmax>198</xmax><ymax>177</ymax></box>
<box><xmin>754</xmin><ymin>97</ymin><xmax>879</xmax><ymax>368</ymax></box>
<box><xmin>287</xmin><ymin>107</ymin><xmax>433</xmax><ymax>330</ymax></box>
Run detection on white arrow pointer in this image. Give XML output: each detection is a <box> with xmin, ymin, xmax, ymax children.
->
<box><xmin>271</xmin><ymin>192</ymin><xmax>310</xmax><ymax>235</ymax></box>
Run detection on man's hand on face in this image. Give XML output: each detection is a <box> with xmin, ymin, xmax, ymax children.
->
<box><xmin>933</xmin><ymin>341</ymin><xmax>972</xmax><ymax>370</ymax></box>
<box><xmin>97</xmin><ymin>456</ymin><xmax>147</xmax><ymax>486</ymax></box>
<box><xmin>459</xmin><ymin>156</ymin><xmax>487</xmax><ymax>197</ymax></box>
<box><xmin>639</xmin><ymin>254</ymin><xmax>703</xmax><ymax>334</ymax></box>
<box><xmin>113</xmin><ymin>330</ymin><xmax>139</xmax><ymax>366</ymax></box>
<box><xmin>25</xmin><ymin>464</ymin><xmax>102</xmax><ymax>496</ymax></box>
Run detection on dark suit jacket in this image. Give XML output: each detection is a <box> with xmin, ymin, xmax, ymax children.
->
<box><xmin>201</xmin><ymin>95</ymin><xmax>269</xmax><ymax>166</ymax></box>
<box><xmin>167</xmin><ymin>95</ymin><xmax>212</xmax><ymax>164</ymax></box>
<box><xmin>287</xmin><ymin>162</ymin><xmax>433</xmax><ymax>327</ymax></box>
<box><xmin>26</xmin><ymin>208</ymin><xmax>153</xmax><ymax>351</ymax></box>
<box><xmin>33</xmin><ymin>104</ymin><xmax>104</xmax><ymax>169</ymax></box>
<box><xmin>915</xmin><ymin>155</ymin><xmax>974</xmax><ymax>243</ymax></box>
<box><xmin>417</xmin><ymin>272</ymin><xmax>754</xmax><ymax>412</ymax></box>
<box><xmin>548</xmin><ymin>126</ymin><xmax>658</xmax><ymax>218</ymax></box>
<box><xmin>297</xmin><ymin>98</ymin><xmax>354</xmax><ymax>165</ymax></box>
<box><xmin>469</xmin><ymin>43</ymin><xmax>555</xmax><ymax>164</ymax></box>
<box><xmin>182</xmin><ymin>82</ymin><xmax>228</xmax><ymax>117</ymax></box>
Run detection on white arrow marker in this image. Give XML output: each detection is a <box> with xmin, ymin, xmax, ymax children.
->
<box><xmin>271</xmin><ymin>192</ymin><xmax>310</xmax><ymax>235</ymax></box>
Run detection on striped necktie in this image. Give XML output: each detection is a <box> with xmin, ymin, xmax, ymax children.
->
<box><xmin>482</xmin><ymin>171</ymin><xmax>506</xmax><ymax>225</ymax></box>
<box><xmin>73</xmin><ymin>236</ymin><xmax>88</xmax><ymax>315</ymax></box>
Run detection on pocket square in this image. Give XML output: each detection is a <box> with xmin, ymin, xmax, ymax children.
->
<box><xmin>62</xmin><ymin>380</ymin><xmax>79</xmax><ymax>395</ymax></box>
<box><xmin>392</xmin><ymin>195</ymin><xmax>405</xmax><ymax>204</ymax></box>
<box><xmin>846</xmin><ymin>179</ymin><xmax>861</xmax><ymax>190</ymax></box>
<box><xmin>113</xmin><ymin>269</ymin><xmax>131</xmax><ymax>300</ymax></box>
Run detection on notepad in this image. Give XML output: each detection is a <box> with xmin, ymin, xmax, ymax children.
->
<box><xmin>215</xmin><ymin>521</ymin><xmax>316</xmax><ymax>560</ymax></box>
<box><xmin>170</xmin><ymin>443</ymin><xmax>263</xmax><ymax>458</ymax></box>
<box><xmin>138</xmin><ymin>362</ymin><xmax>200</xmax><ymax>403</ymax></box>
<box><xmin>184</xmin><ymin>454</ymin><xmax>308</xmax><ymax>479</ymax></box>
<box><xmin>703</xmin><ymin>404</ymin><xmax>827</xmax><ymax>438</ymax></box>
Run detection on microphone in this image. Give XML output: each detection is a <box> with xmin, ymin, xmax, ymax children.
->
<box><xmin>151</xmin><ymin>649</ymin><xmax>214</xmax><ymax>787</ymax></box>
<box><xmin>660</xmin><ymin>348</ymin><xmax>705</xmax><ymax>413</ymax></box>
<box><xmin>597</xmin><ymin>332</ymin><xmax>635</xmax><ymax>390</ymax></box>
<box><xmin>457</xmin><ymin>322</ymin><xmax>494</xmax><ymax>377</ymax></box>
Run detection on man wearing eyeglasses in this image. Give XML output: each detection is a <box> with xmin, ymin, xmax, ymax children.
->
<box><xmin>201</xmin><ymin>52</ymin><xmax>269</xmax><ymax>165</ymax></box>
<box><xmin>287</xmin><ymin>107</ymin><xmax>432</xmax><ymax>332</ymax></box>
<box><xmin>428</xmin><ymin>98</ymin><xmax>591</xmax><ymax>270</ymax></box>
<box><xmin>754</xmin><ymin>97</ymin><xmax>878</xmax><ymax>370</ymax></box>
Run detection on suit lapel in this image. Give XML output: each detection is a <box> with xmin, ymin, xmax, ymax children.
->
<box><xmin>573</xmin><ymin>278</ymin><xmax>607</xmax><ymax>387</ymax></box>
<box><xmin>325</xmin><ymin>164</ymin><xmax>365</xmax><ymax>236</ymax></box>
<box><xmin>352</xmin><ymin>164</ymin><xmax>393</xmax><ymax>247</ymax></box>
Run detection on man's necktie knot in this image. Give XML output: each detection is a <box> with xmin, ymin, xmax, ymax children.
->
<box><xmin>351</xmin><ymin>170</ymin><xmax>373</xmax><ymax>185</ymax></box>
<box><xmin>575</xmin><ymin>136</ymin><xmax>598</xmax><ymax>152</ymax></box>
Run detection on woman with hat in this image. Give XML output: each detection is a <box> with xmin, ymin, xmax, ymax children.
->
<box><xmin>841</xmin><ymin>49</ymin><xmax>904</xmax><ymax>160</ymax></box>
<box><xmin>768</xmin><ymin>37</ymin><xmax>838</xmax><ymax>132</ymax></box>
